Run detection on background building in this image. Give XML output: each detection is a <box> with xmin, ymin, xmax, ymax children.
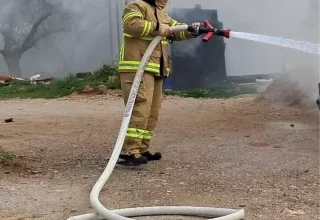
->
<box><xmin>0</xmin><ymin>0</ymin><xmax>318</xmax><ymax>84</ymax></box>
<box><xmin>167</xmin><ymin>4</ymin><xmax>227</xmax><ymax>90</ymax></box>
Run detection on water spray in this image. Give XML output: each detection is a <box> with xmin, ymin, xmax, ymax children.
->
<box><xmin>229</xmin><ymin>31</ymin><xmax>320</xmax><ymax>55</ymax></box>
<box><xmin>228</xmin><ymin>29</ymin><xmax>320</xmax><ymax>108</ymax></box>
<box><xmin>67</xmin><ymin>21</ymin><xmax>245</xmax><ymax>220</ymax></box>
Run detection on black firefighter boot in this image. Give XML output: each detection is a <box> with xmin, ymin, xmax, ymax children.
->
<box><xmin>142</xmin><ymin>151</ymin><xmax>162</xmax><ymax>161</ymax></box>
<box><xmin>118</xmin><ymin>153</ymin><xmax>148</xmax><ymax>166</ymax></box>
<box><xmin>141</xmin><ymin>141</ymin><xmax>162</xmax><ymax>161</ymax></box>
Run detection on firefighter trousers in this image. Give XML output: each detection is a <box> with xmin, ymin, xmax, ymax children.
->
<box><xmin>119</xmin><ymin>72</ymin><xmax>163</xmax><ymax>155</ymax></box>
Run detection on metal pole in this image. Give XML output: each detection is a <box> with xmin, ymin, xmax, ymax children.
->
<box><xmin>108</xmin><ymin>0</ymin><xmax>114</xmax><ymax>60</ymax></box>
<box><xmin>116</xmin><ymin>0</ymin><xmax>121</xmax><ymax>59</ymax></box>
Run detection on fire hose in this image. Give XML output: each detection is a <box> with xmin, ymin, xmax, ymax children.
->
<box><xmin>67</xmin><ymin>21</ymin><xmax>245</xmax><ymax>220</ymax></box>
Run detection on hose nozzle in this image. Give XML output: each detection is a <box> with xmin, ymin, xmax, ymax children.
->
<box><xmin>214</xmin><ymin>28</ymin><xmax>231</xmax><ymax>39</ymax></box>
<box><xmin>188</xmin><ymin>20</ymin><xmax>231</xmax><ymax>42</ymax></box>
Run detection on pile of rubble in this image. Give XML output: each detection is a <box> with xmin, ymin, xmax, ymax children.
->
<box><xmin>0</xmin><ymin>72</ymin><xmax>55</xmax><ymax>86</ymax></box>
<box><xmin>255</xmin><ymin>65</ymin><xmax>319</xmax><ymax>108</ymax></box>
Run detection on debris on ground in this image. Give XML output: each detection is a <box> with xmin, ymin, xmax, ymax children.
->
<box><xmin>0</xmin><ymin>95</ymin><xmax>318</xmax><ymax>220</ymax></box>
<box><xmin>108</xmin><ymin>75</ymin><xmax>118</xmax><ymax>83</ymax></box>
<box><xmin>3</xmin><ymin>118</ymin><xmax>13</xmax><ymax>123</ymax></box>
<box><xmin>29</xmin><ymin>73</ymin><xmax>55</xmax><ymax>85</ymax></box>
<box><xmin>83</xmin><ymin>85</ymin><xmax>95</xmax><ymax>94</ymax></box>
<box><xmin>255</xmin><ymin>65</ymin><xmax>319</xmax><ymax>108</ymax></box>
<box><xmin>97</xmin><ymin>85</ymin><xmax>108</xmax><ymax>94</ymax></box>
<box><xmin>0</xmin><ymin>74</ymin><xmax>14</xmax><ymax>85</ymax></box>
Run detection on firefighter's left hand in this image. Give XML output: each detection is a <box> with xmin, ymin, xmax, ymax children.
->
<box><xmin>191</xmin><ymin>22</ymin><xmax>201</xmax><ymax>29</ymax></box>
<box><xmin>190</xmin><ymin>22</ymin><xmax>202</xmax><ymax>36</ymax></box>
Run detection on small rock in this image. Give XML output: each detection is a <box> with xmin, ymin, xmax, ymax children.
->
<box><xmin>4</xmin><ymin>171</ymin><xmax>10</xmax><ymax>174</ymax></box>
<box><xmin>3</xmin><ymin>118</ymin><xmax>13</xmax><ymax>123</ymax></box>
<box><xmin>108</xmin><ymin>75</ymin><xmax>118</xmax><ymax>83</ymax></box>
<box><xmin>71</xmin><ymin>208</ymin><xmax>77</xmax><ymax>212</ymax></box>
<box><xmin>248</xmin><ymin>142</ymin><xmax>269</xmax><ymax>147</ymax></box>
<box><xmin>286</xmin><ymin>209</ymin><xmax>305</xmax><ymax>215</ymax></box>
<box><xmin>239</xmin><ymin>204</ymin><xmax>246</xmax><ymax>208</ymax></box>
<box><xmin>83</xmin><ymin>85</ymin><xmax>94</xmax><ymax>94</ymax></box>
<box><xmin>290</xmin><ymin>124</ymin><xmax>295</xmax><ymax>127</ymax></box>
<box><xmin>97</xmin><ymin>85</ymin><xmax>108</xmax><ymax>94</ymax></box>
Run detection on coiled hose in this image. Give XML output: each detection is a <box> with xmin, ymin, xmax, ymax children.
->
<box><xmin>67</xmin><ymin>25</ymin><xmax>245</xmax><ymax>220</ymax></box>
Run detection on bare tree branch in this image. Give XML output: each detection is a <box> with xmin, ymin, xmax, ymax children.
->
<box><xmin>21</xmin><ymin>12</ymin><xmax>52</xmax><ymax>51</ymax></box>
<box><xmin>24</xmin><ymin>28</ymin><xmax>71</xmax><ymax>51</ymax></box>
<box><xmin>0</xmin><ymin>25</ymin><xmax>14</xmax><ymax>51</ymax></box>
<box><xmin>0</xmin><ymin>0</ymin><xmax>77</xmax><ymax>77</ymax></box>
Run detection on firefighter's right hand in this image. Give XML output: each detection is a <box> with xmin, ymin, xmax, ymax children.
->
<box><xmin>158</xmin><ymin>24</ymin><xmax>172</xmax><ymax>37</ymax></box>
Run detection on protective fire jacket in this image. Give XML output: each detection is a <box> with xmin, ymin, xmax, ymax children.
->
<box><xmin>118</xmin><ymin>0</ymin><xmax>196</xmax><ymax>77</ymax></box>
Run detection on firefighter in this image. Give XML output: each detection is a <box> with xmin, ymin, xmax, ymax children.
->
<box><xmin>118</xmin><ymin>0</ymin><xmax>201</xmax><ymax>165</ymax></box>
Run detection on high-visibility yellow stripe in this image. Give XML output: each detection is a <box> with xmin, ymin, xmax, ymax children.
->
<box><xmin>120</xmin><ymin>42</ymin><xmax>124</xmax><ymax>61</ymax></box>
<box><xmin>171</xmin><ymin>20</ymin><xmax>178</xmax><ymax>26</ymax></box>
<box><xmin>123</xmin><ymin>33</ymin><xmax>168</xmax><ymax>44</ymax></box>
<box><xmin>141</xmin><ymin>21</ymin><xmax>148</xmax><ymax>36</ymax></box>
<box><xmin>123</xmin><ymin>12</ymin><xmax>143</xmax><ymax>23</ymax></box>
<box><xmin>119</xmin><ymin>67</ymin><xmax>159</xmax><ymax>74</ymax></box>
<box><xmin>119</xmin><ymin>66</ymin><xmax>171</xmax><ymax>74</ymax></box>
<box><xmin>118</xmin><ymin>61</ymin><xmax>170</xmax><ymax>74</ymax></box>
<box><xmin>119</xmin><ymin>61</ymin><xmax>170</xmax><ymax>70</ymax></box>
<box><xmin>119</xmin><ymin>61</ymin><xmax>160</xmax><ymax>68</ymax></box>
<box><xmin>179</xmin><ymin>31</ymin><xmax>186</xmax><ymax>40</ymax></box>
<box><xmin>126</xmin><ymin>133</ymin><xmax>144</xmax><ymax>139</ymax></box>
<box><xmin>143</xmin><ymin>131</ymin><xmax>153</xmax><ymax>140</ymax></box>
<box><xmin>141</xmin><ymin>21</ymin><xmax>152</xmax><ymax>36</ymax></box>
<box><xmin>143</xmin><ymin>135</ymin><xmax>152</xmax><ymax>140</ymax></box>
<box><xmin>126</xmin><ymin>128</ymin><xmax>151</xmax><ymax>139</ymax></box>
<box><xmin>127</xmin><ymin>128</ymin><xmax>148</xmax><ymax>133</ymax></box>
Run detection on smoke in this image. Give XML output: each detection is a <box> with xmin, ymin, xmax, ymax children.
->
<box><xmin>165</xmin><ymin>6</ymin><xmax>204</xmax><ymax>56</ymax></box>
<box><xmin>0</xmin><ymin>1</ymin><xmax>15</xmax><ymax>50</ymax></box>
<box><xmin>0</xmin><ymin>0</ymin><xmax>318</xmax><ymax>103</ymax></box>
<box><xmin>166</xmin><ymin>0</ymin><xmax>319</xmax><ymax>104</ymax></box>
<box><xmin>0</xmin><ymin>0</ymin><xmax>118</xmax><ymax>77</ymax></box>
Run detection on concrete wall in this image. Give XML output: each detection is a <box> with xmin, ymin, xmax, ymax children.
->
<box><xmin>0</xmin><ymin>0</ymin><xmax>127</xmax><ymax>77</ymax></box>
<box><xmin>0</xmin><ymin>0</ymin><xmax>318</xmax><ymax>78</ymax></box>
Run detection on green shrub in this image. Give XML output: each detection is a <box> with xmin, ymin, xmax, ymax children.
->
<box><xmin>164</xmin><ymin>81</ymin><xmax>258</xmax><ymax>99</ymax></box>
<box><xmin>0</xmin><ymin>62</ymin><xmax>120</xmax><ymax>99</ymax></box>
<box><xmin>0</xmin><ymin>152</ymin><xmax>16</xmax><ymax>160</ymax></box>
<box><xmin>0</xmin><ymin>63</ymin><xmax>257</xmax><ymax>100</ymax></box>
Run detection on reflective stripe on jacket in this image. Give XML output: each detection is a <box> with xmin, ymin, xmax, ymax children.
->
<box><xmin>119</xmin><ymin>0</ymin><xmax>196</xmax><ymax>77</ymax></box>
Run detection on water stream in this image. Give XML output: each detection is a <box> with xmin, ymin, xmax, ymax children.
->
<box><xmin>230</xmin><ymin>31</ymin><xmax>320</xmax><ymax>55</ymax></box>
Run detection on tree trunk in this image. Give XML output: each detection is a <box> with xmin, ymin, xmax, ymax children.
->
<box><xmin>2</xmin><ymin>51</ymin><xmax>22</xmax><ymax>77</ymax></box>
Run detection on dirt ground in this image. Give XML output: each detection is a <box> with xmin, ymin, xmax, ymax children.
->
<box><xmin>0</xmin><ymin>94</ymin><xmax>319</xmax><ymax>220</ymax></box>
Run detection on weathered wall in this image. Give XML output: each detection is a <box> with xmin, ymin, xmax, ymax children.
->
<box><xmin>168</xmin><ymin>5</ymin><xmax>227</xmax><ymax>90</ymax></box>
